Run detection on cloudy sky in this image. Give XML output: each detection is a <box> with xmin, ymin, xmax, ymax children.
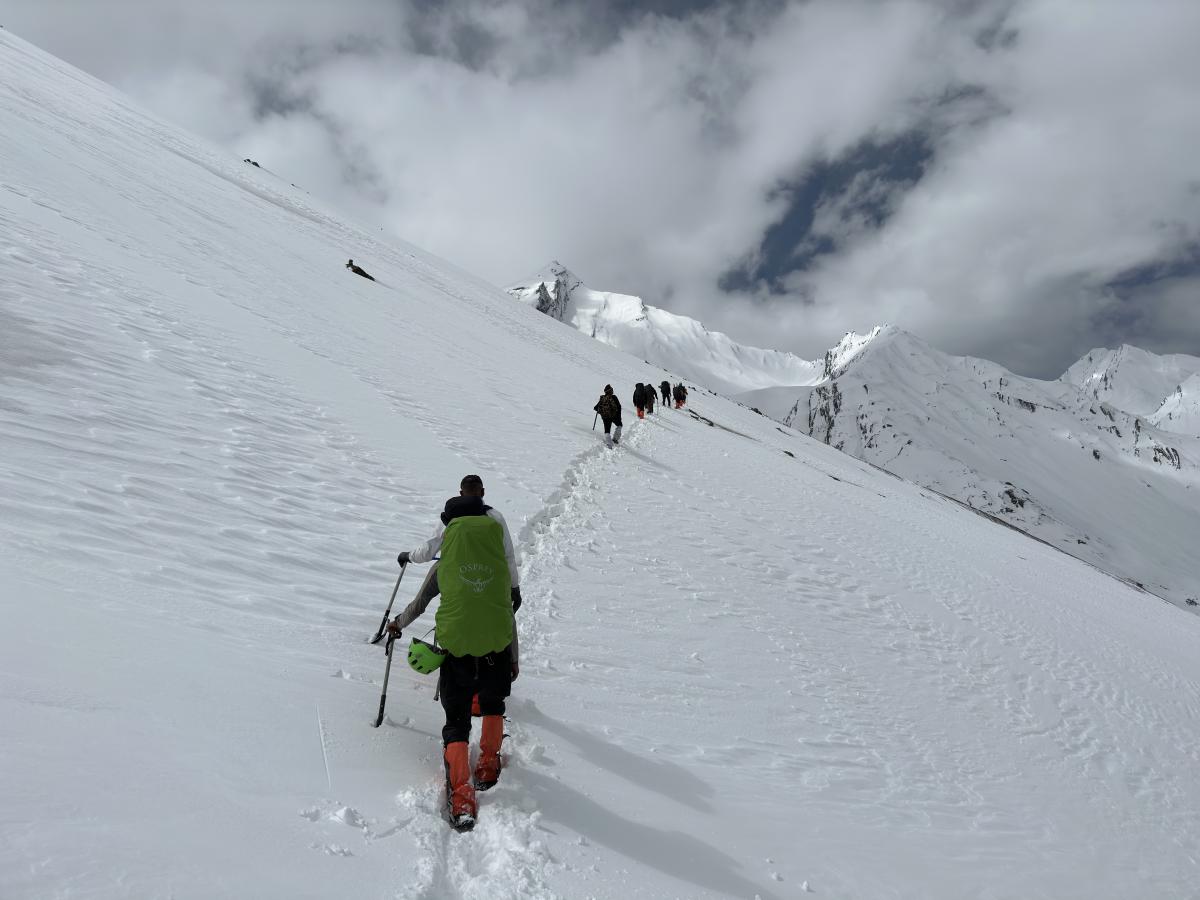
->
<box><xmin>6</xmin><ymin>0</ymin><xmax>1199</xmax><ymax>376</ymax></box>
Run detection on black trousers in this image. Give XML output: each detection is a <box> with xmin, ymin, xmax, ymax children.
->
<box><xmin>439</xmin><ymin>646</ymin><xmax>512</xmax><ymax>745</ymax></box>
<box><xmin>601</xmin><ymin>414</ymin><xmax>623</xmax><ymax>434</ymax></box>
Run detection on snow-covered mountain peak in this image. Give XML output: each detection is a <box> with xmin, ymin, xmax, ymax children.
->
<box><xmin>1150</xmin><ymin>372</ymin><xmax>1200</xmax><ymax>434</ymax></box>
<box><xmin>821</xmin><ymin>324</ymin><xmax>920</xmax><ymax>377</ymax></box>
<box><xmin>521</xmin><ymin>259</ymin><xmax>583</xmax><ymax>292</ymax></box>
<box><xmin>507</xmin><ymin>263</ymin><xmax>822</xmax><ymax>395</ymax></box>
<box><xmin>1062</xmin><ymin>344</ymin><xmax>1200</xmax><ymax>423</ymax></box>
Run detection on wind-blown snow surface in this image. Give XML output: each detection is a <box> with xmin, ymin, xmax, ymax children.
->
<box><xmin>3</xmin><ymin>31</ymin><xmax>1200</xmax><ymax>900</ymax></box>
<box><xmin>751</xmin><ymin>326</ymin><xmax>1200</xmax><ymax>612</ymax></box>
<box><xmin>508</xmin><ymin>262</ymin><xmax>822</xmax><ymax>396</ymax></box>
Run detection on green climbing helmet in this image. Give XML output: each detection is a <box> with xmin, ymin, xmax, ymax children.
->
<box><xmin>407</xmin><ymin>636</ymin><xmax>446</xmax><ymax>674</ymax></box>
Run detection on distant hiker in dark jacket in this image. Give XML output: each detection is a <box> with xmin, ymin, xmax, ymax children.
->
<box><xmin>673</xmin><ymin>382</ymin><xmax>687</xmax><ymax>409</ymax></box>
<box><xmin>388</xmin><ymin>474</ymin><xmax>521</xmax><ymax>830</ymax></box>
<box><xmin>346</xmin><ymin>258</ymin><xmax>375</xmax><ymax>281</ymax></box>
<box><xmin>644</xmin><ymin>386</ymin><xmax>656</xmax><ymax>414</ymax></box>
<box><xmin>660</xmin><ymin>380</ymin><xmax>671</xmax><ymax>406</ymax></box>
<box><xmin>594</xmin><ymin>385</ymin><xmax>623</xmax><ymax>448</ymax></box>
<box><xmin>633</xmin><ymin>383</ymin><xmax>648</xmax><ymax>419</ymax></box>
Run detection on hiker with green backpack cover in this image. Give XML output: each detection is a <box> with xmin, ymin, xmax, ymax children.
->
<box><xmin>387</xmin><ymin>474</ymin><xmax>522</xmax><ymax>831</ymax></box>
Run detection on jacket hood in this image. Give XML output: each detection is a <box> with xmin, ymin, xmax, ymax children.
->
<box><xmin>441</xmin><ymin>495</ymin><xmax>491</xmax><ymax>525</ymax></box>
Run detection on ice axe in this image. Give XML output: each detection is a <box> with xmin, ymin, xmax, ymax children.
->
<box><xmin>369</xmin><ymin>564</ymin><xmax>406</xmax><ymax>644</ymax></box>
<box><xmin>373</xmin><ymin>632</ymin><xmax>397</xmax><ymax>728</ymax></box>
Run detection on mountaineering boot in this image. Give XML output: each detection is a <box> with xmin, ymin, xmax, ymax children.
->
<box><xmin>605</xmin><ymin>434</ymin><xmax>614</xmax><ymax>449</ymax></box>
<box><xmin>613</xmin><ymin>425</ymin><xmax>622</xmax><ymax>445</ymax></box>
<box><xmin>444</xmin><ymin>742</ymin><xmax>477</xmax><ymax>830</ymax></box>
<box><xmin>474</xmin><ymin>715</ymin><xmax>504</xmax><ymax>790</ymax></box>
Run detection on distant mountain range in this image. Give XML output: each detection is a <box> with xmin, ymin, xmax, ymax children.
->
<box><xmin>753</xmin><ymin>327</ymin><xmax>1200</xmax><ymax>612</ymax></box>
<box><xmin>1063</xmin><ymin>344</ymin><xmax>1200</xmax><ymax>435</ymax></box>
<box><xmin>509</xmin><ymin>267</ymin><xmax>1200</xmax><ymax>611</ymax></box>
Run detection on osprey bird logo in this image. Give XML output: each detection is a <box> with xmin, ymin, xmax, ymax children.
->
<box><xmin>459</xmin><ymin>563</ymin><xmax>495</xmax><ymax>594</ymax></box>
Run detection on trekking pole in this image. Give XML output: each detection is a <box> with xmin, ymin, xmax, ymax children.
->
<box><xmin>369</xmin><ymin>564</ymin><xmax>407</xmax><ymax>644</ymax></box>
<box><xmin>592</xmin><ymin>412</ymin><xmax>598</xmax><ymax>430</ymax></box>
<box><xmin>373</xmin><ymin>634</ymin><xmax>396</xmax><ymax>728</ymax></box>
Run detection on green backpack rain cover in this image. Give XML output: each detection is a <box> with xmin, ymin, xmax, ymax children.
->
<box><xmin>435</xmin><ymin>515</ymin><xmax>513</xmax><ymax>657</ymax></box>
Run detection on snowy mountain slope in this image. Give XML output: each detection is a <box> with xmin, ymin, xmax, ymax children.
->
<box><xmin>737</xmin><ymin>325</ymin><xmax>892</xmax><ymax>420</ymax></box>
<box><xmin>507</xmin><ymin>261</ymin><xmax>823</xmax><ymax>396</ymax></box>
<box><xmin>4</xmin><ymin>30</ymin><xmax>1200</xmax><ymax>900</ymax></box>
<box><xmin>1151</xmin><ymin>373</ymin><xmax>1200</xmax><ymax>434</ymax></box>
<box><xmin>759</xmin><ymin>325</ymin><xmax>1200</xmax><ymax>611</ymax></box>
<box><xmin>1062</xmin><ymin>343</ymin><xmax>1200</xmax><ymax>432</ymax></box>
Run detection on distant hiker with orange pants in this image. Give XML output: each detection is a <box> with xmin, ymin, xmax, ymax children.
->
<box><xmin>633</xmin><ymin>383</ymin><xmax>648</xmax><ymax>419</ymax></box>
<box><xmin>388</xmin><ymin>474</ymin><xmax>521</xmax><ymax>831</ymax></box>
<box><xmin>673</xmin><ymin>382</ymin><xmax>687</xmax><ymax>409</ymax></box>
<box><xmin>594</xmin><ymin>385</ymin><xmax>623</xmax><ymax>448</ymax></box>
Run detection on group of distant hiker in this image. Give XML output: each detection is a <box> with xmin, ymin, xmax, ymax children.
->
<box><xmin>592</xmin><ymin>379</ymin><xmax>688</xmax><ymax>448</ymax></box>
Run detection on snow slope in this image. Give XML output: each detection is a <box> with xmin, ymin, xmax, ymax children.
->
<box><xmin>1062</xmin><ymin>343</ymin><xmax>1200</xmax><ymax>433</ymax></box>
<box><xmin>1151</xmin><ymin>373</ymin><xmax>1200</xmax><ymax>435</ymax></box>
<box><xmin>507</xmin><ymin>262</ymin><xmax>823</xmax><ymax>396</ymax></box>
<box><xmin>738</xmin><ymin>325</ymin><xmax>890</xmax><ymax>420</ymax></box>
<box><xmin>4</xmin><ymin>30</ymin><xmax>1200</xmax><ymax>900</ymax></box>
<box><xmin>760</xmin><ymin>326</ymin><xmax>1200</xmax><ymax>612</ymax></box>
